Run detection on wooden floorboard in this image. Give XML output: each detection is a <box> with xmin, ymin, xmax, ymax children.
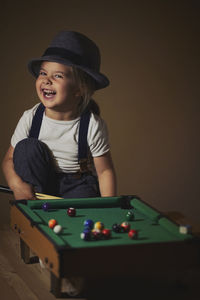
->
<box><xmin>0</xmin><ymin>275</ymin><xmax>21</xmax><ymax>300</ymax></box>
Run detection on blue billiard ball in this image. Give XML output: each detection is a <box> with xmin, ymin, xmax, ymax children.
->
<box><xmin>80</xmin><ymin>230</ymin><xmax>91</xmax><ymax>241</ymax></box>
<box><xmin>42</xmin><ymin>202</ymin><xmax>50</xmax><ymax>212</ymax></box>
<box><xmin>83</xmin><ymin>219</ymin><xmax>94</xmax><ymax>229</ymax></box>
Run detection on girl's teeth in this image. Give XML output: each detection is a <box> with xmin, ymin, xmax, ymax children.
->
<box><xmin>43</xmin><ymin>89</ymin><xmax>56</xmax><ymax>97</ymax></box>
<box><xmin>46</xmin><ymin>93</ymin><xmax>54</xmax><ymax>98</ymax></box>
<box><xmin>43</xmin><ymin>89</ymin><xmax>56</xmax><ymax>94</ymax></box>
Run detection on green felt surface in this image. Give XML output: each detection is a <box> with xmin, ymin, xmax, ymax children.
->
<box><xmin>17</xmin><ymin>197</ymin><xmax>193</xmax><ymax>249</ymax></box>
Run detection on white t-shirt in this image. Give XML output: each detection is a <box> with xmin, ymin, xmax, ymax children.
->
<box><xmin>11</xmin><ymin>103</ymin><xmax>110</xmax><ymax>173</ymax></box>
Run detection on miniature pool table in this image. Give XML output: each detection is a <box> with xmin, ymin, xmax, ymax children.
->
<box><xmin>10</xmin><ymin>195</ymin><xmax>200</xmax><ymax>297</ymax></box>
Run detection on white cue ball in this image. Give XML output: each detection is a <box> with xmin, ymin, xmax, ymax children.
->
<box><xmin>53</xmin><ymin>224</ymin><xmax>62</xmax><ymax>234</ymax></box>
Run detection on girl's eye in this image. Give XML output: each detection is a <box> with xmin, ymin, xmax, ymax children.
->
<box><xmin>39</xmin><ymin>71</ymin><xmax>46</xmax><ymax>76</ymax></box>
<box><xmin>54</xmin><ymin>74</ymin><xmax>63</xmax><ymax>79</ymax></box>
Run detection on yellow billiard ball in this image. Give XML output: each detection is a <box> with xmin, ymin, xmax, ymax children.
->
<box><xmin>94</xmin><ymin>221</ymin><xmax>104</xmax><ymax>231</ymax></box>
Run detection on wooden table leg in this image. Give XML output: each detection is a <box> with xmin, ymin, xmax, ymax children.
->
<box><xmin>50</xmin><ymin>272</ymin><xmax>62</xmax><ymax>298</ymax></box>
<box><xmin>20</xmin><ymin>238</ymin><xmax>30</xmax><ymax>264</ymax></box>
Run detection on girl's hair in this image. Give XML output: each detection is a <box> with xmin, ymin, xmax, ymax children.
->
<box><xmin>72</xmin><ymin>66</ymin><xmax>100</xmax><ymax>115</ymax></box>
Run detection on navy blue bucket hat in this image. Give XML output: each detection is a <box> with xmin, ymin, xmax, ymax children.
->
<box><xmin>28</xmin><ymin>31</ymin><xmax>109</xmax><ymax>90</ymax></box>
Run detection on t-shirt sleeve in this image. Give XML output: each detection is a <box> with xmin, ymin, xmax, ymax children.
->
<box><xmin>87</xmin><ymin>113</ymin><xmax>110</xmax><ymax>157</ymax></box>
<box><xmin>11</xmin><ymin>104</ymin><xmax>39</xmax><ymax>148</ymax></box>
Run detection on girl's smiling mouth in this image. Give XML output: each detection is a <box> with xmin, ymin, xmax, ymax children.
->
<box><xmin>42</xmin><ymin>88</ymin><xmax>56</xmax><ymax>98</ymax></box>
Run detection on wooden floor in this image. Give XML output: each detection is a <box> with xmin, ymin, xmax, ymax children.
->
<box><xmin>0</xmin><ymin>194</ymin><xmax>200</xmax><ymax>299</ymax></box>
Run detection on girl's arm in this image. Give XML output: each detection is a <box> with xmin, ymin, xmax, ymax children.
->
<box><xmin>1</xmin><ymin>145</ymin><xmax>36</xmax><ymax>200</ymax></box>
<box><xmin>94</xmin><ymin>151</ymin><xmax>117</xmax><ymax>197</ymax></box>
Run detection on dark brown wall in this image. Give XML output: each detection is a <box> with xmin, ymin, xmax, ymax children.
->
<box><xmin>1</xmin><ymin>1</ymin><xmax>200</xmax><ymax>224</ymax></box>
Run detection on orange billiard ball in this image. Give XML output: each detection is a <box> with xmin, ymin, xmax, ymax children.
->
<box><xmin>48</xmin><ymin>219</ymin><xmax>57</xmax><ymax>229</ymax></box>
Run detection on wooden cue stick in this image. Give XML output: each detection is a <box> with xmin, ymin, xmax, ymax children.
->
<box><xmin>36</xmin><ymin>193</ymin><xmax>62</xmax><ymax>200</ymax></box>
<box><xmin>0</xmin><ymin>184</ymin><xmax>62</xmax><ymax>199</ymax></box>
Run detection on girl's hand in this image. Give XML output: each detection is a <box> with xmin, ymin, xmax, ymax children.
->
<box><xmin>12</xmin><ymin>182</ymin><xmax>36</xmax><ymax>200</ymax></box>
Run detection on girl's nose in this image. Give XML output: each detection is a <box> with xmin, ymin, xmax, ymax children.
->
<box><xmin>43</xmin><ymin>77</ymin><xmax>52</xmax><ymax>85</ymax></box>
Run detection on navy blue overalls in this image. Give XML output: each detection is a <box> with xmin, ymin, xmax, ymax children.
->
<box><xmin>13</xmin><ymin>103</ymin><xmax>100</xmax><ymax>198</ymax></box>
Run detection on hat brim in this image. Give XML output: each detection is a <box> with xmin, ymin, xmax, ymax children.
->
<box><xmin>28</xmin><ymin>56</ymin><xmax>109</xmax><ymax>90</ymax></box>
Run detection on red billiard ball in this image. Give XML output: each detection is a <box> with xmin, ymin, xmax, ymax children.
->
<box><xmin>48</xmin><ymin>219</ymin><xmax>57</xmax><ymax>229</ymax></box>
<box><xmin>121</xmin><ymin>221</ymin><xmax>131</xmax><ymax>232</ymax></box>
<box><xmin>67</xmin><ymin>207</ymin><xmax>76</xmax><ymax>217</ymax></box>
<box><xmin>102</xmin><ymin>229</ymin><xmax>111</xmax><ymax>239</ymax></box>
<box><xmin>128</xmin><ymin>229</ymin><xmax>138</xmax><ymax>239</ymax></box>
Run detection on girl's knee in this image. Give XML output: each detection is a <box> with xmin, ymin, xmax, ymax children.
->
<box><xmin>14</xmin><ymin>138</ymin><xmax>50</xmax><ymax>161</ymax></box>
<box><xmin>14</xmin><ymin>137</ymin><xmax>40</xmax><ymax>152</ymax></box>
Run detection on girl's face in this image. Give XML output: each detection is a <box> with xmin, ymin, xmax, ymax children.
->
<box><xmin>36</xmin><ymin>61</ymin><xmax>81</xmax><ymax>119</ymax></box>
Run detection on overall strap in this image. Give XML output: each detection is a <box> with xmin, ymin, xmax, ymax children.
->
<box><xmin>78</xmin><ymin>109</ymin><xmax>91</xmax><ymax>172</ymax></box>
<box><xmin>29</xmin><ymin>103</ymin><xmax>45</xmax><ymax>138</ymax></box>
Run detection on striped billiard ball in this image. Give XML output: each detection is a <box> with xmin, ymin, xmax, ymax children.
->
<box><xmin>126</xmin><ymin>211</ymin><xmax>134</xmax><ymax>221</ymax></box>
<box><xmin>121</xmin><ymin>222</ymin><xmax>130</xmax><ymax>232</ymax></box>
<box><xmin>80</xmin><ymin>230</ymin><xmax>91</xmax><ymax>241</ymax></box>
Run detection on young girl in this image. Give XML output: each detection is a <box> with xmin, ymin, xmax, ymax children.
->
<box><xmin>2</xmin><ymin>30</ymin><xmax>117</xmax><ymax>200</ymax></box>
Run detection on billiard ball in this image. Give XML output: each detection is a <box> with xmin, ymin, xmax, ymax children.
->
<box><xmin>121</xmin><ymin>221</ymin><xmax>130</xmax><ymax>232</ymax></box>
<box><xmin>80</xmin><ymin>230</ymin><xmax>91</xmax><ymax>241</ymax></box>
<box><xmin>84</xmin><ymin>219</ymin><xmax>94</xmax><ymax>229</ymax></box>
<box><xmin>53</xmin><ymin>224</ymin><xmax>62</xmax><ymax>234</ymax></box>
<box><xmin>102</xmin><ymin>229</ymin><xmax>111</xmax><ymax>239</ymax></box>
<box><xmin>128</xmin><ymin>229</ymin><xmax>138</xmax><ymax>239</ymax></box>
<box><xmin>83</xmin><ymin>228</ymin><xmax>91</xmax><ymax>234</ymax></box>
<box><xmin>179</xmin><ymin>224</ymin><xmax>192</xmax><ymax>234</ymax></box>
<box><xmin>112</xmin><ymin>223</ymin><xmax>122</xmax><ymax>233</ymax></box>
<box><xmin>42</xmin><ymin>202</ymin><xmax>50</xmax><ymax>211</ymax></box>
<box><xmin>126</xmin><ymin>211</ymin><xmax>134</xmax><ymax>221</ymax></box>
<box><xmin>94</xmin><ymin>221</ymin><xmax>104</xmax><ymax>231</ymax></box>
<box><xmin>92</xmin><ymin>229</ymin><xmax>102</xmax><ymax>240</ymax></box>
<box><xmin>67</xmin><ymin>207</ymin><xmax>76</xmax><ymax>217</ymax></box>
<box><xmin>48</xmin><ymin>219</ymin><xmax>57</xmax><ymax>229</ymax></box>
